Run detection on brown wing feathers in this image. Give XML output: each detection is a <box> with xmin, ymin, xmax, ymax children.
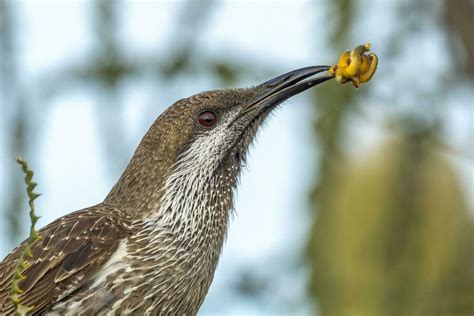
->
<box><xmin>0</xmin><ymin>204</ymin><xmax>127</xmax><ymax>314</ymax></box>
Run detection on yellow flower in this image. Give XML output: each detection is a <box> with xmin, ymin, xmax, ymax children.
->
<box><xmin>329</xmin><ymin>43</ymin><xmax>378</xmax><ymax>88</ymax></box>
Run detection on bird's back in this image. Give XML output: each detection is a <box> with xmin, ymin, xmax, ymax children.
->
<box><xmin>0</xmin><ymin>202</ymin><xmax>224</xmax><ymax>315</ymax></box>
<box><xmin>0</xmin><ymin>204</ymin><xmax>129</xmax><ymax>314</ymax></box>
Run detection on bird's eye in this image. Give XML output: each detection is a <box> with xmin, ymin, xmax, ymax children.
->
<box><xmin>198</xmin><ymin>111</ymin><xmax>218</xmax><ymax>128</ymax></box>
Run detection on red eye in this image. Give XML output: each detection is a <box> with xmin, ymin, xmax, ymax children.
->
<box><xmin>198</xmin><ymin>111</ymin><xmax>217</xmax><ymax>128</ymax></box>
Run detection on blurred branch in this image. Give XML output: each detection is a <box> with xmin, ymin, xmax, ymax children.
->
<box><xmin>443</xmin><ymin>0</ymin><xmax>474</xmax><ymax>79</ymax></box>
<box><xmin>307</xmin><ymin>1</ymin><xmax>359</xmax><ymax>311</ymax></box>
<box><xmin>1</xmin><ymin>0</ymin><xmax>30</xmax><ymax>244</ymax></box>
<box><xmin>308</xmin><ymin>0</ymin><xmax>356</xmax><ymax>215</ymax></box>
<box><xmin>160</xmin><ymin>0</ymin><xmax>217</xmax><ymax>77</ymax></box>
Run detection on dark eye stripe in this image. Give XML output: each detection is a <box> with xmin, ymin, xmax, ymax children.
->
<box><xmin>198</xmin><ymin>111</ymin><xmax>217</xmax><ymax>128</ymax></box>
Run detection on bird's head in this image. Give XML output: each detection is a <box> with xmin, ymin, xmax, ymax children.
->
<box><xmin>106</xmin><ymin>66</ymin><xmax>332</xmax><ymax>217</ymax></box>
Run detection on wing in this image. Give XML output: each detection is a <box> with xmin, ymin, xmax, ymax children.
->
<box><xmin>0</xmin><ymin>204</ymin><xmax>129</xmax><ymax>314</ymax></box>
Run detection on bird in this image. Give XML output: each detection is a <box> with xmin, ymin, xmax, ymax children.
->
<box><xmin>0</xmin><ymin>65</ymin><xmax>334</xmax><ymax>315</ymax></box>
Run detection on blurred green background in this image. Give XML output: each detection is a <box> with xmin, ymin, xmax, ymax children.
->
<box><xmin>1</xmin><ymin>0</ymin><xmax>472</xmax><ymax>315</ymax></box>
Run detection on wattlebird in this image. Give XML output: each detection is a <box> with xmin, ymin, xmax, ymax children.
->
<box><xmin>0</xmin><ymin>65</ymin><xmax>343</xmax><ymax>314</ymax></box>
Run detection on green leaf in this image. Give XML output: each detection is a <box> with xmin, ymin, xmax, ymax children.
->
<box><xmin>9</xmin><ymin>157</ymin><xmax>42</xmax><ymax>314</ymax></box>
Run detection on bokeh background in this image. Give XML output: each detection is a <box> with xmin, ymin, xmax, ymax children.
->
<box><xmin>1</xmin><ymin>0</ymin><xmax>473</xmax><ymax>315</ymax></box>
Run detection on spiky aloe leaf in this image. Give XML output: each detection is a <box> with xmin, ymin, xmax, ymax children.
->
<box><xmin>9</xmin><ymin>157</ymin><xmax>41</xmax><ymax>316</ymax></box>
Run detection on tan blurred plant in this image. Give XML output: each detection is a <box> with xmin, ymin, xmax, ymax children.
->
<box><xmin>308</xmin><ymin>124</ymin><xmax>473</xmax><ymax>315</ymax></box>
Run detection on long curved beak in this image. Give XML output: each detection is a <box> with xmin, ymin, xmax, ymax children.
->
<box><xmin>242</xmin><ymin>65</ymin><xmax>333</xmax><ymax>116</ymax></box>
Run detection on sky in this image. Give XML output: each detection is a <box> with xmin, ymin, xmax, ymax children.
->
<box><xmin>1</xmin><ymin>1</ymin><xmax>472</xmax><ymax>315</ymax></box>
